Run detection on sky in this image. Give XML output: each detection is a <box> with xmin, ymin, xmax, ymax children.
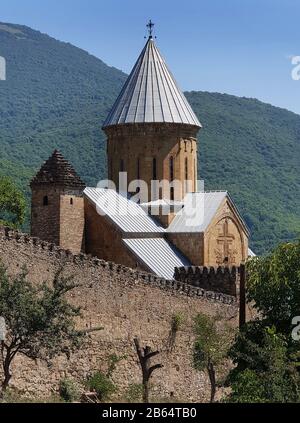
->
<box><xmin>1</xmin><ymin>0</ymin><xmax>300</xmax><ymax>114</ymax></box>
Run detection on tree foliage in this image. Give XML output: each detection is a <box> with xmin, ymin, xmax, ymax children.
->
<box><xmin>246</xmin><ymin>240</ymin><xmax>300</xmax><ymax>334</ymax></box>
<box><xmin>0</xmin><ymin>176</ymin><xmax>26</xmax><ymax>227</ymax></box>
<box><xmin>193</xmin><ymin>313</ymin><xmax>232</xmax><ymax>403</ymax></box>
<box><xmin>0</xmin><ymin>263</ymin><xmax>83</xmax><ymax>392</ymax></box>
<box><xmin>227</xmin><ymin>324</ymin><xmax>300</xmax><ymax>403</ymax></box>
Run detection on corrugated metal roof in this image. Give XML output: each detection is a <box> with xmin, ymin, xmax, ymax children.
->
<box><xmin>84</xmin><ymin>187</ymin><xmax>165</xmax><ymax>234</ymax></box>
<box><xmin>123</xmin><ymin>238</ymin><xmax>191</xmax><ymax>280</ymax></box>
<box><xmin>103</xmin><ymin>38</ymin><xmax>201</xmax><ymax>128</ymax></box>
<box><xmin>167</xmin><ymin>192</ymin><xmax>228</xmax><ymax>233</ymax></box>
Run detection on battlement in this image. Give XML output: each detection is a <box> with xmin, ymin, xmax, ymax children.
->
<box><xmin>174</xmin><ymin>266</ymin><xmax>239</xmax><ymax>296</ymax></box>
<box><xmin>0</xmin><ymin>226</ymin><xmax>237</xmax><ymax>305</ymax></box>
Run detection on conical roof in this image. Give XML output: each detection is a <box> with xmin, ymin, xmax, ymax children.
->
<box><xmin>103</xmin><ymin>38</ymin><xmax>201</xmax><ymax>128</ymax></box>
<box><xmin>30</xmin><ymin>150</ymin><xmax>85</xmax><ymax>188</ymax></box>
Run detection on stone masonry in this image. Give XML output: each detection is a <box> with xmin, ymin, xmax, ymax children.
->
<box><xmin>0</xmin><ymin>226</ymin><xmax>238</xmax><ymax>402</ymax></box>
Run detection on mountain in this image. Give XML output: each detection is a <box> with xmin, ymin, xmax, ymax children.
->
<box><xmin>0</xmin><ymin>23</ymin><xmax>299</xmax><ymax>254</ymax></box>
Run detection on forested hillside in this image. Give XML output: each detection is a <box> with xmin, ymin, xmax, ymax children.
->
<box><xmin>0</xmin><ymin>23</ymin><xmax>299</xmax><ymax>253</ymax></box>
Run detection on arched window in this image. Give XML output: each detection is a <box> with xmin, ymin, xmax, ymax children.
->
<box><xmin>152</xmin><ymin>158</ymin><xmax>157</xmax><ymax>180</ymax></box>
<box><xmin>169</xmin><ymin>156</ymin><xmax>174</xmax><ymax>181</ymax></box>
<box><xmin>43</xmin><ymin>196</ymin><xmax>49</xmax><ymax>206</ymax></box>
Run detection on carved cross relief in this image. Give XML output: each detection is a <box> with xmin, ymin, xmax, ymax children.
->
<box><xmin>215</xmin><ymin>218</ymin><xmax>238</xmax><ymax>265</ymax></box>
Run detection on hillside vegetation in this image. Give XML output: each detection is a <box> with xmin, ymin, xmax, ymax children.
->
<box><xmin>0</xmin><ymin>23</ymin><xmax>299</xmax><ymax>253</ymax></box>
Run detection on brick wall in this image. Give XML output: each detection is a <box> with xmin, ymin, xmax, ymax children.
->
<box><xmin>0</xmin><ymin>226</ymin><xmax>238</xmax><ymax>402</ymax></box>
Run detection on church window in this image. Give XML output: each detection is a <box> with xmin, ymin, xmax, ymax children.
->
<box><xmin>153</xmin><ymin>158</ymin><xmax>157</xmax><ymax>180</ymax></box>
<box><xmin>43</xmin><ymin>196</ymin><xmax>49</xmax><ymax>206</ymax></box>
<box><xmin>170</xmin><ymin>187</ymin><xmax>175</xmax><ymax>201</ymax></box>
<box><xmin>169</xmin><ymin>156</ymin><xmax>174</xmax><ymax>180</ymax></box>
<box><xmin>137</xmin><ymin>158</ymin><xmax>140</xmax><ymax>180</ymax></box>
<box><xmin>185</xmin><ymin>157</ymin><xmax>188</xmax><ymax>180</ymax></box>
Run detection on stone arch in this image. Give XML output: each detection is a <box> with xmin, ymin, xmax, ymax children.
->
<box><xmin>207</xmin><ymin>214</ymin><xmax>245</xmax><ymax>266</ymax></box>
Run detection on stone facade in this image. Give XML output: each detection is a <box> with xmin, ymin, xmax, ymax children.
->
<box><xmin>0</xmin><ymin>226</ymin><xmax>238</xmax><ymax>402</ymax></box>
<box><xmin>105</xmin><ymin>123</ymin><xmax>199</xmax><ymax>203</ymax></box>
<box><xmin>204</xmin><ymin>198</ymin><xmax>248</xmax><ymax>266</ymax></box>
<box><xmin>174</xmin><ymin>266</ymin><xmax>239</xmax><ymax>297</ymax></box>
<box><xmin>84</xmin><ymin>199</ymin><xmax>145</xmax><ymax>270</ymax></box>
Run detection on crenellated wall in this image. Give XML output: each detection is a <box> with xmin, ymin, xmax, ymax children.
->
<box><xmin>174</xmin><ymin>266</ymin><xmax>239</xmax><ymax>297</ymax></box>
<box><xmin>0</xmin><ymin>226</ymin><xmax>238</xmax><ymax>402</ymax></box>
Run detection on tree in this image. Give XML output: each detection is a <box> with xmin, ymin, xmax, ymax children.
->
<box><xmin>226</xmin><ymin>323</ymin><xmax>300</xmax><ymax>403</ymax></box>
<box><xmin>246</xmin><ymin>240</ymin><xmax>300</xmax><ymax>336</ymax></box>
<box><xmin>134</xmin><ymin>338</ymin><xmax>163</xmax><ymax>403</ymax></box>
<box><xmin>0</xmin><ymin>262</ymin><xmax>83</xmax><ymax>393</ymax></box>
<box><xmin>193</xmin><ymin>313</ymin><xmax>231</xmax><ymax>403</ymax></box>
<box><xmin>0</xmin><ymin>177</ymin><xmax>26</xmax><ymax>228</ymax></box>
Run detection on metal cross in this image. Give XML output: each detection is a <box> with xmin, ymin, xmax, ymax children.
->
<box><xmin>147</xmin><ymin>20</ymin><xmax>155</xmax><ymax>38</ymax></box>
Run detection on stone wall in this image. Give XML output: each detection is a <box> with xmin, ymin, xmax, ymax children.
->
<box><xmin>174</xmin><ymin>266</ymin><xmax>239</xmax><ymax>297</ymax></box>
<box><xmin>0</xmin><ymin>226</ymin><xmax>238</xmax><ymax>402</ymax></box>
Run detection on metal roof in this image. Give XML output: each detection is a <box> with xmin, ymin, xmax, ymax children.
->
<box><xmin>123</xmin><ymin>238</ymin><xmax>191</xmax><ymax>280</ymax></box>
<box><xmin>167</xmin><ymin>191</ymin><xmax>228</xmax><ymax>233</ymax></box>
<box><xmin>103</xmin><ymin>38</ymin><xmax>202</xmax><ymax>128</ymax></box>
<box><xmin>84</xmin><ymin>187</ymin><xmax>165</xmax><ymax>234</ymax></box>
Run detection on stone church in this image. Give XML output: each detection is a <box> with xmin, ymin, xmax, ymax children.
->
<box><xmin>30</xmin><ymin>34</ymin><xmax>251</xmax><ymax>280</ymax></box>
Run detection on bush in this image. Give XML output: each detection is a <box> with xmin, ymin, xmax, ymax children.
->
<box><xmin>86</xmin><ymin>372</ymin><xmax>116</xmax><ymax>402</ymax></box>
<box><xmin>59</xmin><ymin>378</ymin><xmax>80</xmax><ymax>403</ymax></box>
<box><xmin>125</xmin><ymin>384</ymin><xmax>143</xmax><ymax>403</ymax></box>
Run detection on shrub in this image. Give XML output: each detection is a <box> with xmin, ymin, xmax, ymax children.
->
<box><xmin>86</xmin><ymin>372</ymin><xmax>116</xmax><ymax>402</ymax></box>
<box><xmin>59</xmin><ymin>378</ymin><xmax>80</xmax><ymax>403</ymax></box>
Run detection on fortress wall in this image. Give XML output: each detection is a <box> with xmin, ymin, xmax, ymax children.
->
<box><xmin>0</xmin><ymin>227</ymin><xmax>238</xmax><ymax>402</ymax></box>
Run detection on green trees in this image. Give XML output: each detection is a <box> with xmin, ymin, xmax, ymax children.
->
<box><xmin>0</xmin><ymin>177</ymin><xmax>25</xmax><ymax>228</ymax></box>
<box><xmin>193</xmin><ymin>314</ymin><xmax>231</xmax><ymax>403</ymax></box>
<box><xmin>0</xmin><ymin>263</ymin><xmax>83</xmax><ymax>393</ymax></box>
<box><xmin>226</xmin><ymin>240</ymin><xmax>300</xmax><ymax>403</ymax></box>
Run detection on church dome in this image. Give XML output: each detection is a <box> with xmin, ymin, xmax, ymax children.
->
<box><xmin>103</xmin><ymin>37</ymin><xmax>202</xmax><ymax>129</ymax></box>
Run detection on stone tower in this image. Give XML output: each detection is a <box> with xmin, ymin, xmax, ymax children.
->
<box><xmin>102</xmin><ymin>34</ymin><xmax>202</xmax><ymax>207</ymax></box>
<box><xmin>30</xmin><ymin>150</ymin><xmax>86</xmax><ymax>253</ymax></box>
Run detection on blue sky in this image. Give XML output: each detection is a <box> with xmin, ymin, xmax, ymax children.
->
<box><xmin>1</xmin><ymin>0</ymin><xmax>300</xmax><ymax>114</ymax></box>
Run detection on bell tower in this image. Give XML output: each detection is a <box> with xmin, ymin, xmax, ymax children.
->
<box><xmin>103</xmin><ymin>23</ymin><xmax>202</xmax><ymax>206</ymax></box>
<box><xmin>30</xmin><ymin>150</ymin><xmax>86</xmax><ymax>253</ymax></box>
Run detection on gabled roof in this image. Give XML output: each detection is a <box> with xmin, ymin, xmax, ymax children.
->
<box><xmin>103</xmin><ymin>38</ymin><xmax>202</xmax><ymax>128</ymax></box>
<box><xmin>123</xmin><ymin>238</ymin><xmax>191</xmax><ymax>280</ymax></box>
<box><xmin>167</xmin><ymin>191</ymin><xmax>250</xmax><ymax>235</ymax></box>
<box><xmin>84</xmin><ymin>187</ymin><xmax>165</xmax><ymax>234</ymax></box>
<box><xmin>30</xmin><ymin>150</ymin><xmax>85</xmax><ymax>188</ymax></box>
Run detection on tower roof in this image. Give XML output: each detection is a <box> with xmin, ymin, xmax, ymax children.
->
<box><xmin>30</xmin><ymin>150</ymin><xmax>85</xmax><ymax>188</ymax></box>
<box><xmin>103</xmin><ymin>38</ymin><xmax>202</xmax><ymax>129</ymax></box>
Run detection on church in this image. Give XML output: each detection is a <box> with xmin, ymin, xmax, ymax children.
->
<box><xmin>30</xmin><ymin>29</ymin><xmax>250</xmax><ymax>281</ymax></box>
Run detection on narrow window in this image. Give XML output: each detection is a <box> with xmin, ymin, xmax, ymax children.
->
<box><xmin>152</xmin><ymin>158</ymin><xmax>157</xmax><ymax>180</ymax></box>
<box><xmin>43</xmin><ymin>196</ymin><xmax>49</xmax><ymax>206</ymax></box>
<box><xmin>70</xmin><ymin>198</ymin><xmax>74</xmax><ymax>205</ymax></box>
<box><xmin>120</xmin><ymin>159</ymin><xmax>125</xmax><ymax>173</ymax></box>
<box><xmin>185</xmin><ymin>157</ymin><xmax>188</xmax><ymax>181</ymax></box>
<box><xmin>169</xmin><ymin>156</ymin><xmax>174</xmax><ymax>181</ymax></box>
<box><xmin>137</xmin><ymin>158</ymin><xmax>140</xmax><ymax>180</ymax></box>
<box><xmin>170</xmin><ymin>187</ymin><xmax>175</xmax><ymax>201</ymax></box>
